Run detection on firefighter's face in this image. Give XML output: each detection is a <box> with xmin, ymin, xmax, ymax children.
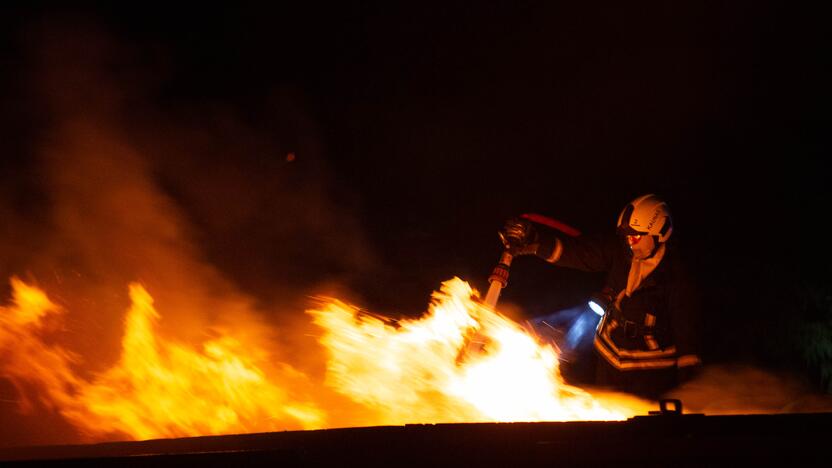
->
<box><xmin>626</xmin><ymin>234</ymin><xmax>655</xmax><ymax>260</ymax></box>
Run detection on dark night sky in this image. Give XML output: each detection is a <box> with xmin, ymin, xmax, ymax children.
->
<box><xmin>0</xmin><ymin>2</ymin><xmax>828</xmax><ymax>365</ymax></box>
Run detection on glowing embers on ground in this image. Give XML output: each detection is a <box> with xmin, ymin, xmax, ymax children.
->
<box><xmin>0</xmin><ymin>278</ymin><xmax>323</xmax><ymax>441</ymax></box>
<box><xmin>310</xmin><ymin>277</ymin><xmax>633</xmax><ymax>424</ymax></box>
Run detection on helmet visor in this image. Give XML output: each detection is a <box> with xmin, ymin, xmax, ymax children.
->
<box><xmin>617</xmin><ymin>223</ymin><xmax>647</xmax><ymax>237</ymax></box>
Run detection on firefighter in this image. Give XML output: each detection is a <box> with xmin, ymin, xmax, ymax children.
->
<box><xmin>501</xmin><ymin>194</ymin><xmax>702</xmax><ymax>398</ymax></box>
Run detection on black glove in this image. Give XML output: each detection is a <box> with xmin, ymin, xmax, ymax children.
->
<box><xmin>499</xmin><ymin>217</ymin><xmax>539</xmax><ymax>256</ymax></box>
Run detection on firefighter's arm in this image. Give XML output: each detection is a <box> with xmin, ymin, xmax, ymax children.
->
<box><xmin>500</xmin><ymin>217</ymin><xmax>613</xmax><ymax>271</ymax></box>
<box><xmin>553</xmin><ymin>234</ymin><xmax>614</xmax><ymax>272</ymax></box>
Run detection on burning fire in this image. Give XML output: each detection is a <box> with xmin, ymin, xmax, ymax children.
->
<box><xmin>0</xmin><ymin>278</ymin><xmax>324</xmax><ymax>441</ymax></box>
<box><xmin>1</xmin><ymin>276</ymin><xmax>649</xmax><ymax>444</ymax></box>
<box><xmin>311</xmin><ymin>277</ymin><xmax>636</xmax><ymax>424</ymax></box>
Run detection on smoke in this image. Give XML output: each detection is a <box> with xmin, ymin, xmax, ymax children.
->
<box><xmin>666</xmin><ymin>364</ymin><xmax>832</xmax><ymax>415</ymax></box>
<box><xmin>0</xmin><ymin>16</ymin><xmax>377</xmax><ymax>446</ymax></box>
<box><xmin>3</xmin><ymin>13</ymin><xmax>830</xmax><ymax>450</ymax></box>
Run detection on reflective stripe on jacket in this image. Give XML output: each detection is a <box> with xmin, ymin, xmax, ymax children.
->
<box><xmin>538</xmin><ymin>231</ymin><xmax>701</xmax><ymax>371</ymax></box>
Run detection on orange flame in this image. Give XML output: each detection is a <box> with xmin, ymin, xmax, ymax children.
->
<box><xmin>0</xmin><ymin>278</ymin><xmax>323</xmax><ymax>441</ymax></box>
<box><xmin>310</xmin><ymin>278</ymin><xmax>648</xmax><ymax>424</ymax></box>
<box><xmin>1</xmin><ymin>276</ymin><xmax>651</xmax><ymax>443</ymax></box>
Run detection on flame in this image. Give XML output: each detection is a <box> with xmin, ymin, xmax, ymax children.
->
<box><xmin>0</xmin><ymin>278</ymin><xmax>323</xmax><ymax>441</ymax></box>
<box><xmin>1</xmin><ymin>276</ymin><xmax>651</xmax><ymax>444</ymax></box>
<box><xmin>310</xmin><ymin>277</ymin><xmax>646</xmax><ymax>424</ymax></box>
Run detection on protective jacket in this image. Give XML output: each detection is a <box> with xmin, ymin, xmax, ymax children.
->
<box><xmin>537</xmin><ymin>231</ymin><xmax>701</xmax><ymax>371</ymax></box>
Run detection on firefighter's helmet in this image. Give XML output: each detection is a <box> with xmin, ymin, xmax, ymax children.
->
<box><xmin>616</xmin><ymin>194</ymin><xmax>673</xmax><ymax>243</ymax></box>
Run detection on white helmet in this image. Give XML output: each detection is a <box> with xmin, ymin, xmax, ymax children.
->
<box><xmin>616</xmin><ymin>194</ymin><xmax>673</xmax><ymax>243</ymax></box>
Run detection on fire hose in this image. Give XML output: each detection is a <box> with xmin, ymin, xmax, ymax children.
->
<box><xmin>483</xmin><ymin>213</ymin><xmax>580</xmax><ymax>309</ymax></box>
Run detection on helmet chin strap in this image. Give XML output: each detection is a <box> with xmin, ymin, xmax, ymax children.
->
<box><xmin>625</xmin><ymin>239</ymin><xmax>666</xmax><ymax>296</ymax></box>
<box><xmin>645</xmin><ymin>236</ymin><xmax>662</xmax><ymax>259</ymax></box>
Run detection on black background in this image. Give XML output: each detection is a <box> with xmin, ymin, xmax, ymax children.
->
<box><xmin>1</xmin><ymin>2</ymin><xmax>828</xmax><ymax>370</ymax></box>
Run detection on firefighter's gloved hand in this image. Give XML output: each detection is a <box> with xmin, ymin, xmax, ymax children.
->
<box><xmin>499</xmin><ymin>217</ymin><xmax>539</xmax><ymax>256</ymax></box>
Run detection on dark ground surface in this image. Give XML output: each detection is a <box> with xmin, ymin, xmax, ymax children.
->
<box><xmin>2</xmin><ymin>410</ymin><xmax>831</xmax><ymax>467</ymax></box>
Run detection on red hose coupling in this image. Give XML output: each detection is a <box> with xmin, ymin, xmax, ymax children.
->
<box><xmin>489</xmin><ymin>263</ymin><xmax>510</xmax><ymax>287</ymax></box>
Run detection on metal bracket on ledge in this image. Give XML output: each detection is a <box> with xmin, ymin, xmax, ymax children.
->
<box><xmin>649</xmin><ymin>398</ymin><xmax>683</xmax><ymax>416</ymax></box>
